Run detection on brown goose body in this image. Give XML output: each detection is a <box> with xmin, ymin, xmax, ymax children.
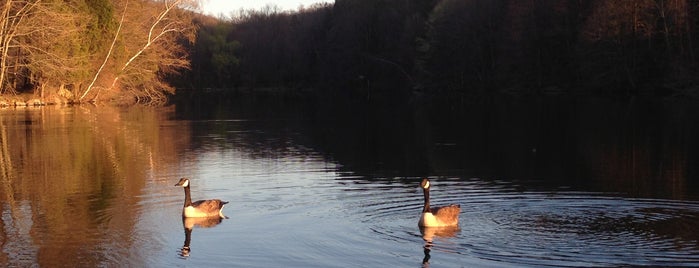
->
<box><xmin>175</xmin><ymin>178</ymin><xmax>228</xmax><ymax>218</ymax></box>
<box><xmin>418</xmin><ymin>178</ymin><xmax>460</xmax><ymax>227</ymax></box>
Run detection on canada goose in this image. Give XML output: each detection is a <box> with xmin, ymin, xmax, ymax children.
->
<box><xmin>175</xmin><ymin>177</ymin><xmax>228</xmax><ymax>218</ymax></box>
<box><xmin>418</xmin><ymin>178</ymin><xmax>460</xmax><ymax>227</ymax></box>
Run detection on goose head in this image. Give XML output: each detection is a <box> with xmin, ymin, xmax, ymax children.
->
<box><xmin>420</xmin><ymin>178</ymin><xmax>430</xmax><ymax>189</ymax></box>
<box><xmin>175</xmin><ymin>177</ymin><xmax>190</xmax><ymax>187</ymax></box>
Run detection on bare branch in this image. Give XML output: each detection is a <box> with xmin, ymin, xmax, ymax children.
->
<box><xmin>80</xmin><ymin>0</ymin><xmax>129</xmax><ymax>101</ymax></box>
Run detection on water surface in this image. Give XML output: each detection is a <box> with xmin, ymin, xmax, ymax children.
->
<box><xmin>1</xmin><ymin>98</ymin><xmax>698</xmax><ymax>267</ymax></box>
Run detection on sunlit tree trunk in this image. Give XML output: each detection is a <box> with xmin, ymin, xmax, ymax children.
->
<box><xmin>83</xmin><ymin>0</ymin><xmax>128</xmax><ymax>102</ymax></box>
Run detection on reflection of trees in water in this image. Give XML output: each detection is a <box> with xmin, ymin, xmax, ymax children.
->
<box><xmin>179</xmin><ymin>96</ymin><xmax>699</xmax><ymax>200</ymax></box>
<box><xmin>0</xmin><ymin>106</ymin><xmax>190</xmax><ymax>266</ymax></box>
<box><xmin>0</xmin><ymin>116</ymin><xmax>16</xmax><ymax>265</ymax></box>
<box><xmin>303</xmin><ymin>98</ymin><xmax>699</xmax><ymax>200</ymax></box>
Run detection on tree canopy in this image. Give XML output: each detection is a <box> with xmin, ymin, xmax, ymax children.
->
<box><xmin>0</xmin><ymin>0</ymin><xmax>196</xmax><ymax>105</ymax></box>
<box><xmin>3</xmin><ymin>0</ymin><xmax>699</xmax><ymax>105</ymax></box>
<box><xmin>183</xmin><ymin>0</ymin><xmax>699</xmax><ymax>103</ymax></box>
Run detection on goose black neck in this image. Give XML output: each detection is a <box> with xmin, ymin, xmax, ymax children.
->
<box><xmin>183</xmin><ymin>186</ymin><xmax>192</xmax><ymax>207</ymax></box>
<box><xmin>180</xmin><ymin>221</ymin><xmax>192</xmax><ymax>258</ymax></box>
<box><xmin>422</xmin><ymin>187</ymin><xmax>431</xmax><ymax>213</ymax></box>
<box><xmin>183</xmin><ymin>225</ymin><xmax>192</xmax><ymax>247</ymax></box>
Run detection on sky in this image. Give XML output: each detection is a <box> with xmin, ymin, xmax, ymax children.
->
<box><xmin>199</xmin><ymin>0</ymin><xmax>334</xmax><ymax>16</ymax></box>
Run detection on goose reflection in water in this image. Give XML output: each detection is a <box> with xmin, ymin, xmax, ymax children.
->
<box><xmin>179</xmin><ymin>216</ymin><xmax>225</xmax><ymax>258</ymax></box>
<box><xmin>419</xmin><ymin>226</ymin><xmax>460</xmax><ymax>267</ymax></box>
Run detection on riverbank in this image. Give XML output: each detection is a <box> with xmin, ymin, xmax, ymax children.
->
<box><xmin>0</xmin><ymin>94</ymin><xmax>71</xmax><ymax>107</ymax></box>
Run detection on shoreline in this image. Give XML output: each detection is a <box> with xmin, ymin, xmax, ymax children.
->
<box><xmin>0</xmin><ymin>95</ymin><xmax>71</xmax><ymax>107</ymax></box>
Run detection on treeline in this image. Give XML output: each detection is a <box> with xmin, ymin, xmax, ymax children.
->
<box><xmin>184</xmin><ymin>0</ymin><xmax>699</xmax><ymax>102</ymax></box>
<box><xmin>0</xmin><ymin>0</ymin><xmax>196</xmax><ymax>105</ymax></box>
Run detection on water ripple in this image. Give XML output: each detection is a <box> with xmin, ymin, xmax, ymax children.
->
<box><xmin>337</xmin><ymin>177</ymin><xmax>699</xmax><ymax>267</ymax></box>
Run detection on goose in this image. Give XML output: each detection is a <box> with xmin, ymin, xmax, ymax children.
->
<box><xmin>418</xmin><ymin>178</ymin><xmax>460</xmax><ymax>227</ymax></box>
<box><xmin>175</xmin><ymin>177</ymin><xmax>228</xmax><ymax>218</ymax></box>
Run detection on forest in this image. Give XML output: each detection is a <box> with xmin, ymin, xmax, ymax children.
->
<box><xmin>184</xmin><ymin>0</ymin><xmax>699</xmax><ymax>104</ymax></box>
<box><xmin>0</xmin><ymin>0</ymin><xmax>196</xmax><ymax>105</ymax></box>
<box><xmin>1</xmin><ymin>0</ymin><xmax>699</xmax><ymax>105</ymax></box>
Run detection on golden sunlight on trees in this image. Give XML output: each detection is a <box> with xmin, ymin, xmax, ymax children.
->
<box><xmin>83</xmin><ymin>0</ymin><xmax>197</xmax><ymax>105</ymax></box>
<box><xmin>0</xmin><ymin>0</ymin><xmax>41</xmax><ymax>95</ymax></box>
<box><xmin>26</xmin><ymin>1</ymin><xmax>96</xmax><ymax>100</ymax></box>
<box><xmin>0</xmin><ymin>0</ymin><xmax>197</xmax><ymax>105</ymax></box>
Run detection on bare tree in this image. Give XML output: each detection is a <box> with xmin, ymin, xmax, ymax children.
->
<box><xmin>0</xmin><ymin>0</ymin><xmax>41</xmax><ymax>94</ymax></box>
<box><xmin>80</xmin><ymin>0</ymin><xmax>197</xmax><ymax>104</ymax></box>
<box><xmin>24</xmin><ymin>1</ymin><xmax>96</xmax><ymax>100</ymax></box>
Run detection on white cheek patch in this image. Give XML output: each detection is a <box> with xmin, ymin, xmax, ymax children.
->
<box><xmin>182</xmin><ymin>180</ymin><xmax>189</xmax><ymax>187</ymax></box>
<box><xmin>424</xmin><ymin>181</ymin><xmax>430</xmax><ymax>188</ymax></box>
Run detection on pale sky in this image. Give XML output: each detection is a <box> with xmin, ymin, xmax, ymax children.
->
<box><xmin>200</xmin><ymin>0</ymin><xmax>334</xmax><ymax>16</ymax></box>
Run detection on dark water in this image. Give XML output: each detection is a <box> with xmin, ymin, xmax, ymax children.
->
<box><xmin>1</xmin><ymin>97</ymin><xmax>698</xmax><ymax>267</ymax></box>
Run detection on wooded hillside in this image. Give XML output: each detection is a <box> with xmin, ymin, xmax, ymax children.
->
<box><xmin>184</xmin><ymin>0</ymin><xmax>699</xmax><ymax>102</ymax></box>
<box><xmin>2</xmin><ymin>0</ymin><xmax>698</xmax><ymax>106</ymax></box>
<box><xmin>0</xmin><ymin>0</ymin><xmax>195</xmax><ymax>105</ymax></box>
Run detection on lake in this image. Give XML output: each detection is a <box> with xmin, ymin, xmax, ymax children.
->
<box><xmin>1</xmin><ymin>96</ymin><xmax>699</xmax><ymax>267</ymax></box>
